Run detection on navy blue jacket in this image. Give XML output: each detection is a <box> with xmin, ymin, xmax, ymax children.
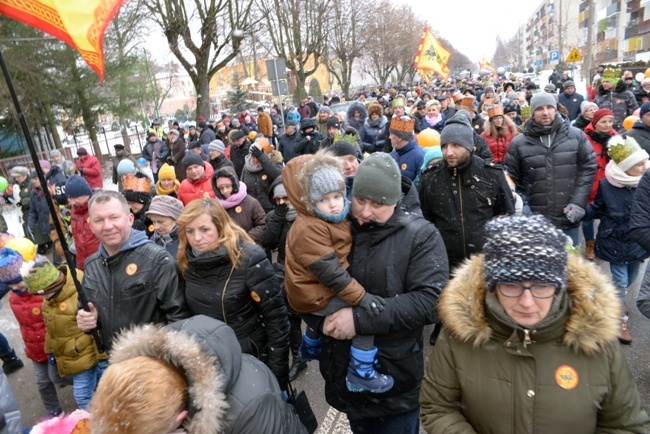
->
<box><xmin>629</xmin><ymin>170</ymin><xmax>650</xmax><ymax>253</ymax></box>
<box><xmin>586</xmin><ymin>178</ymin><xmax>648</xmax><ymax>264</ymax></box>
<box><xmin>558</xmin><ymin>91</ymin><xmax>584</xmax><ymax>121</ymax></box>
<box><xmin>390</xmin><ymin>139</ymin><xmax>425</xmax><ymax>181</ymax></box>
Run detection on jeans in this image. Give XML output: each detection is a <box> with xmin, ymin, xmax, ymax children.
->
<box><xmin>32</xmin><ymin>360</ymin><xmax>70</xmax><ymax>414</ymax></box>
<box><xmin>582</xmin><ymin>219</ymin><xmax>595</xmax><ymax>242</ymax></box>
<box><xmin>0</xmin><ymin>332</ymin><xmax>11</xmax><ymax>357</ymax></box>
<box><xmin>637</xmin><ymin>264</ymin><xmax>650</xmax><ymax>319</ymax></box>
<box><xmin>562</xmin><ymin>226</ymin><xmax>581</xmax><ymax>247</ymax></box>
<box><xmin>348</xmin><ymin>408</ymin><xmax>420</xmax><ymax>434</ymax></box>
<box><xmin>72</xmin><ymin>364</ymin><xmax>104</xmax><ymax>410</ymax></box>
<box><xmin>610</xmin><ymin>262</ymin><xmax>641</xmax><ymax>310</ymax></box>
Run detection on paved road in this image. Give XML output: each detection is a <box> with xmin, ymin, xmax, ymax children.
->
<box><xmin>2</xmin><ymin>259</ymin><xmax>649</xmax><ymax>431</ymax></box>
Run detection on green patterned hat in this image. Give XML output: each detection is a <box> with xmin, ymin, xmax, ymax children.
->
<box><xmin>21</xmin><ymin>255</ymin><xmax>62</xmax><ymax>295</ymax></box>
<box><xmin>608</xmin><ymin>136</ymin><xmax>649</xmax><ymax>172</ymax></box>
<box><xmin>391</xmin><ymin>97</ymin><xmax>405</xmax><ymax>108</ymax></box>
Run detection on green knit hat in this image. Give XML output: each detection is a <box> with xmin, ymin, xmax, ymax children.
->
<box><xmin>21</xmin><ymin>255</ymin><xmax>62</xmax><ymax>295</ymax></box>
<box><xmin>352</xmin><ymin>153</ymin><xmax>402</xmax><ymax>205</ymax></box>
<box><xmin>608</xmin><ymin>136</ymin><xmax>649</xmax><ymax>172</ymax></box>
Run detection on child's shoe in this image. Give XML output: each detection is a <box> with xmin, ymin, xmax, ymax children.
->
<box><xmin>346</xmin><ymin>346</ymin><xmax>394</xmax><ymax>393</ymax></box>
<box><xmin>299</xmin><ymin>333</ymin><xmax>321</xmax><ymax>362</ymax></box>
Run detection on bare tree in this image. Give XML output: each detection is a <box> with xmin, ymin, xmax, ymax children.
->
<box><xmin>392</xmin><ymin>6</ymin><xmax>426</xmax><ymax>84</ymax></box>
<box><xmin>145</xmin><ymin>0</ymin><xmax>253</xmax><ymax>117</ymax></box>
<box><xmin>323</xmin><ymin>0</ymin><xmax>369</xmax><ymax>98</ymax></box>
<box><xmin>260</xmin><ymin>0</ymin><xmax>329</xmax><ymax>101</ymax></box>
<box><xmin>361</xmin><ymin>0</ymin><xmax>400</xmax><ymax>86</ymax></box>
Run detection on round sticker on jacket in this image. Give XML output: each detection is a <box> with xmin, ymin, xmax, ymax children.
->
<box><xmin>250</xmin><ymin>291</ymin><xmax>261</xmax><ymax>302</ymax></box>
<box><xmin>401</xmin><ymin>163</ymin><xmax>407</xmax><ymax>170</ymax></box>
<box><xmin>235</xmin><ymin>206</ymin><xmax>242</xmax><ymax>213</ymax></box>
<box><xmin>555</xmin><ymin>365</ymin><xmax>578</xmax><ymax>390</ymax></box>
<box><xmin>59</xmin><ymin>302</ymin><xmax>67</xmax><ymax>312</ymax></box>
<box><xmin>125</xmin><ymin>263</ymin><xmax>138</xmax><ymax>276</ymax></box>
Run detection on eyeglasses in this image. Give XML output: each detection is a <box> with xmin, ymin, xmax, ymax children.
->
<box><xmin>496</xmin><ymin>282</ymin><xmax>558</xmax><ymax>299</ymax></box>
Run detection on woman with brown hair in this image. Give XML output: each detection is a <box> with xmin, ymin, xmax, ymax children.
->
<box><xmin>177</xmin><ymin>198</ymin><xmax>290</xmax><ymax>390</ymax></box>
<box><xmin>480</xmin><ymin>105</ymin><xmax>519</xmax><ymax>164</ymax></box>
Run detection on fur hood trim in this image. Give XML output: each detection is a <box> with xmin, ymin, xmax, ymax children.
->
<box><xmin>109</xmin><ymin>325</ymin><xmax>230</xmax><ymax>434</ymax></box>
<box><xmin>440</xmin><ymin>255</ymin><xmax>621</xmax><ymax>356</ymax></box>
<box><xmin>483</xmin><ymin>114</ymin><xmax>518</xmax><ymax>138</ymax></box>
<box><xmin>269</xmin><ymin>149</ymin><xmax>284</xmax><ymax>164</ymax></box>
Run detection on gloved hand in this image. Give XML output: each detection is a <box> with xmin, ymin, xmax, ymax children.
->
<box><xmin>563</xmin><ymin>203</ymin><xmax>585</xmax><ymax>223</ymax></box>
<box><xmin>358</xmin><ymin>293</ymin><xmax>386</xmax><ymax>317</ymax></box>
<box><xmin>47</xmin><ymin>354</ymin><xmax>57</xmax><ymax>366</ymax></box>
<box><xmin>166</xmin><ymin>156</ymin><xmax>175</xmax><ymax>166</ymax></box>
<box><xmin>77</xmin><ymin>167</ymin><xmax>84</xmax><ymax>176</ymax></box>
<box><xmin>250</xmin><ymin>143</ymin><xmax>264</xmax><ymax>158</ymax></box>
<box><xmin>277</xmin><ymin>375</ymin><xmax>289</xmax><ymax>393</ymax></box>
<box><xmin>274</xmin><ymin>203</ymin><xmax>288</xmax><ymax>217</ymax></box>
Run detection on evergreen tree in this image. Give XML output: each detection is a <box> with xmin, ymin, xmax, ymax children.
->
<box><xmin>227</xmin><ymin>86</ymin><xmax>250</xmax><ymax>112</ymax></box>
<box><xmin>309</xmin><ymin>78</ymin><xmax>323</xmax><ymax>102</ymax></box>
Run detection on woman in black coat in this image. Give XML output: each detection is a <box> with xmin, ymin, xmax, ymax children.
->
<box><xmin>177</xmin><ymin>198</ymin><xmax>290</xmax><ymax>390</ymax></box>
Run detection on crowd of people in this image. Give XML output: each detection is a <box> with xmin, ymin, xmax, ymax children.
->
<box><xmin>1</xmin><ymin>66</ymin><xmax>650</xmax><ymax>433</ymax></box>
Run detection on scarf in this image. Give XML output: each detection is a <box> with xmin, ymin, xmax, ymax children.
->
<box><xmin>217</xmin><ymin>182</ymin><xmax>247</xmax><ymax>209</ymax></box>
<box><xmin>286</xmin><ymin>207</ymin><xmax>297</xmax><ymax>222</ymax></box>
<box><xmin>312</xmin><ymin>199</ymin><xmax>350</xmax><ymax>223</ymax></box>
<box><xmin>523</xmin><ymin>115</ymin><xmax>564</xmax><ymax>138</ymax></box>
<box><xmin>587</xmin><ymin>129</ymin><xmax>615</xmax><ymax>147</ymax></box>
<box><xmin>605</xmin><ymin>159</ymin><xmax>645</xmax><ymax>188</ymax></box>
<box><xmin>367</xmin><ymin>117</ymin><xmax>383</xmax><ymax>128</ymax></box>
<box><xmin>244</xmin><ymin>154</ymin><xmax>264</xmax><ymax>173</ymax></box>
<box><xmin>155</xmin><ymin>179</ymin><xmax>180</xmax><ymax>196</ymax></box>
<box><xmin>425</xmin><ymin>114</ymin><xmax>442</xmax><ymax>126</ymax></box>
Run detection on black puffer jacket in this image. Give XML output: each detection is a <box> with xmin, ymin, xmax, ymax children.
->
<box><xmin>594</xmin><ymin>81</ymin><xmax>639</xmax><ymax>133</ymax></box>
<box><xmin>260</xmin><ymin>176</ymin><xmax>292</xmax><ymax>270</ymax></box>
<box><xmin>230</xmin><ymin>140</ymin><xmax>251</xmax><ymax>178</ymax></box>
<box><xmin>624</xmin><ymin>120</ymin><xmax>650</xmax><ymax>154</ymax></box>
<box><xmin>240</xmin><ymin>150</ymin><xmax>283</xmax><ymax>213</ymax></box>
<box><xmin>183</xmin><ymin>241</ymin><xmax>290</xmax><ymax>388</ymax></box>
<box><xmin>505</xmin><ymin>116</ymin><xmax>596</xmax><ymax>229</ymax></box>
<box><xmin>295</xmin><ymin>118</ymin><xmax>323</xmax><ymax>155</ymax></box>
<box><xmin>419</xmin><ymin>156</ymin><xmax>514</xmax><ymax>270</ymax></box>
<box><xmin>319</xmin><ymin>180</ymin><xmax>449</xmax><ymax>420</ymax></box>
<box><xmin>83</xmin><ymin>230</ymin><xmax>190</xmax><ymax>352</ymax></box>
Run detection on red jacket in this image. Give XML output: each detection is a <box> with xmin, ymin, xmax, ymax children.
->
<box><xmin>481</xmin><ymin>123</ymin><xmax>517</xmax><ymax>164</ymax></box>
<box><xmin>177</xmin><ymin>162</ymin><xmax>216</xmax><ymax>205</ymax></box>
<box><xmin>70</xmin><ymin>201</ymin><xmax>101</xmax><ymax>270</ymax></box>
<box><xmin>9</xmin><ymin>291</ymin><xmax>47</xmax><ymax>362</ymax></box>
<box><xmin>76</xmin><ymin>155</ymin><xmax>103</xmax><ymax>189</ymax></box>
<box><xmin>584</xmin><ymin>122</ymin><xmax>617</xmax><ymax>203</ymax></box>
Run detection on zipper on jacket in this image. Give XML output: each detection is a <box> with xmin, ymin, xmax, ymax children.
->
<box><xmin>221</xmin><ymin>266</ymin><xmax>236</xmax><ymax>324</ymax></box>
<box><xmin>523</xmin><ymin>329</ymin><xmax>533</xmax><ymax>348</ymax></box>
<box><xmin>457</xmin><ymin>169</ymin><xmax>467</xmax><ymax>259</ymax></box>
<box><xmin>473</xmin><ymin>187</ymin><xmax>493</xmax><ymax>206</ymax></box>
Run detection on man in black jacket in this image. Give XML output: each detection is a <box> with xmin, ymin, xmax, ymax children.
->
<box><xmin>419</xmin><ymin>113</ymin><xmax>514</xmax><ymax>271</ymax></box>
<box><xmin>318</xmin><ymin>153</ymin><xmax>449</xmax><ymax>433</ymax></box>
<box><xmin>505</xmin><ymin>93</ymin><xmax>596</xmax><ymax>246</ymax></box>
<box><xmin>76</xmin><ymin>190</ymin><xmax>190</xmax><ymax>352</ymax></box>
<box><xmin>629</xmin><ymin>170</ymin><xmax>650</xmax><ymax>319</ymax></box>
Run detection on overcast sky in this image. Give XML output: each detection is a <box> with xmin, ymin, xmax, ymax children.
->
<box><xmin>392</xmin><ymin>0</ymin><xmax>542</xmax><ymax>63</ymax></box>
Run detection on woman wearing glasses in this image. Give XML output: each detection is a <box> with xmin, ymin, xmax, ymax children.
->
<box><xmin>419</xmin><ymin>215</ymin><xmax>648</xmax><ymax>433</ymax></box>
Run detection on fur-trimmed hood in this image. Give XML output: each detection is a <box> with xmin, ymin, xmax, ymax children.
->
<box><xmin>482</xmin><ymin>114</ymin><xmax>518</xmax><ymax>138</ymax></box>
<box><xmin>440</xmin><ymin>255</ymin><xmax>621</xmax><ymax>356</ymax></box>
<box><xmin>108</xmin><ymin>316</ymin><xmax>233</xmax><ymax>433</ymax></box>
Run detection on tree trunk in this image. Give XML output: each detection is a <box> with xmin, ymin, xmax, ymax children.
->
<box><xmin>196</xmin><ymin>73</ymin><xmax>211</xmax><ymax>119</ymax></box>
<box><xmin>293</xmin><ymin>70</ymin><xmax>307</xmax><ymax>102</ymax></box>
<box><xmin>44</xmin><ymin>104</ymin><xmax>62</xmax><ymax>149</ymax></box>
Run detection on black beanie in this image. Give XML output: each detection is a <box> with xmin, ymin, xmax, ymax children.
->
<box><xmin>441</xmin><ymin>113</ymin><xmax>474</xmax><ymax>152</ymax></box>
<box><xmin>330</xmin><ymin>140</ymin><xmax>357</xmax><ymax>157</ymax></box>
<box><xmin>65</xmin><ymin>175</ymin><xmax>92</xmax><ymax>198</ymax></box>
<box><xmin>183</xmin><ymin>152</ymin><xmax>205</xmax><ymax>170</ymax></box>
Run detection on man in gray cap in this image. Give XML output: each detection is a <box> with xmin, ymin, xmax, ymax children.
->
<box><xmin>317</xmin><ymin>152</ymin><xmax>448</xmax><ymax>433</ymax></box>
<box><xmin>419</xmin><ymin>112</ymin><xmax>514</xmax><ymax>272</ymax></box>
<box><xmin>505</xmin><ymin>92</ymin><xmax>596</xmax><ymax>246</ymax></box>
<box><xmin>207</xmin><ymin>139</ymin><xmax>233</xmax><ymax>172</ymax></box>
<box><xmin>50</xmin><ymin>149</ymin><xmax>75</xmax><ymax>176</ymax></box>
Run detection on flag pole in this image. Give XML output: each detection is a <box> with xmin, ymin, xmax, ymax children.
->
<box><xmin>0</xmin><ymin>49</ymin><xmax>105</xmax><ymax>354</ymax></box>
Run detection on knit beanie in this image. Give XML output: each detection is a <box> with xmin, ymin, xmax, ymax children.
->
<box><xmin>591</xmin><ymin>108</ymin><xmax>614</xmax><ymax>127</ymax></box>
<box><xmin>183</xmin><ymin>152</ymin><xmax>205</xmax><ymax>170</ymax></box>
<box><xmin>157</xmin><ymin>163</ymin><xmax>176</xmax><ymax>181</ymax></box>
<box><xmin>329</xmin><ymin>140</ymin><xmax>357</xmax><ymax>157</ymax></box>
<box><xmin>441</xmin><ymin>112</ymin><xmax>474</xmax><ymax>152</ymax></box>
<box><xmin>273</xmin><ymin>183</ymin><xmax>287</xmax><ymax>199</ymax></box>
<box><xmin>319</xmin><ymin>106</ymin><xmax>331</xmax><ymax>114</ymax></box>
<box><xmin>503</xmin><ymin>100</ymin><xmax>517</xmax><ymax>114</ymax></box>
<box><xmin>530</xmin><ymin>93</ymin><xmax>557</xmax><ymax>113</ymax></box>
<box><xmin>563</xmin><ymin>80</ymin><xmax>575</xmax><ymax>89</ymax></box>
<box><xmin>208</xmin><ymin>140</ymin><xmax>226</xmax><ymax>154</ymax></box>
<box><xmin>309</xmin><ymin>167</ymin><xmax>345</xmax><ymax>203</ymax></box>
<box><xmin>352</xmin><ymin>153</ymin><xmax>401</xmax><ymax>205</ymax></box>
<box><xmin>21</xmin><ymin>255</ymin><xmax>62</xmax><ymax>295</ymax></box>
<box><xmin>640</xmin><ymin>101</ymin><xmax>650</xmax><ymax>118</ymax></box>
<box><xmin>607</xmin><ymin>136</ymin><xmax>649</xmax><ymax>171</ymax></box>
<box><xmin>117</xmin><ymin>159</ymin><xmax>136</xmax><ymax>176</ymax></box>
<box><xmin>230</xmin><ymin>129</ymin><xmax>246</xmax><ymax>141</ymax></box>
<box><xmin>145</xmin><ymin>195</ymin><xmax>184</xmax><ymax>221</ymax></box>
<box><xmin>50</xmin><ymin>149</ymin><xmax>62</xmax><ymax>158</ymax></box>
<box><xmin>39</xmin><ymin>160</ymin><xmax>51</xmax><ymax>170</ymax></box>
<box><xmin>326</xmin><ymin>116</ymin><xmax>341</xmax><ymax>130</ymax></box>
<box><xmin>580</xmin><ymin>101</ymin><xmax>598</xmax><ymax>116</ymax></box>
<box><xmin>65</xmin><ymin>175</ymin><xmax>92</xmax><ymax>198</ymax></box>
<box><xmin>0</xmin><ymin>248</ymin><xmax>24</xmax><ymax>284</ymax></box>
<box><xmin>506</xmin><ymin>92</ymin><xmax>519</xmax><ymax>102</ymax></box>
<box><xmin>483</xmin><ymin>215</ymin><xmax>568</xmax><ymax>291</ymax></box>
<box><xmin>544</xmin><ymin>83</ymin><xmax>556</xmax><ymax>92</ymax></box>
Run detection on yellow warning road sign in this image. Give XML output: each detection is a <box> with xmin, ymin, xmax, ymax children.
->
<box><xmin>566</xmin><ymin>48</ymin><xmax>582</xmax><ymax>63</ymax></box>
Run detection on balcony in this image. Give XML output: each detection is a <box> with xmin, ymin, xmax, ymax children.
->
<box><xmin>626</xmin><ymin>24</ymin><xmax>640</xmax><ymax>39</ymax></box>
<box><xmin>640</xmin><ymin>19</ymin><xmax>650</xmax><ymax>35</ymax></box>
<box><xmin>606</xmin><ymin>2</ymin><xmax>621</xmax><ymax>16</ymax></box>
<box><xmin>627</xmin><ymin>0</ymin><xmax>641</xmax><ymax>12</ymax></box>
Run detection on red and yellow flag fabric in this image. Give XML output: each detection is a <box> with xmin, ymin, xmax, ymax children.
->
<box><xmin>414</xmin><ymin>28</ymin><xmax>451</xmax><ymax>81</ymax></box>
<box><xmin>0</xmin><ymin>0</ymin><xmax>125</xmax><ymax>82</ymax></box>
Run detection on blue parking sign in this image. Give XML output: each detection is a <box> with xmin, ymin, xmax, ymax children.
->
<box><xmin>549</xmin><ymin>51</ymin><xmax>560</xmax><ymax>62</ymax></box>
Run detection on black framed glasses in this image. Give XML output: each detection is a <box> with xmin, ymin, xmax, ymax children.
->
<box><xmin>496</xmin><ymin>282</ymin><xmax>558</xmax><ymax>299</ymax></box>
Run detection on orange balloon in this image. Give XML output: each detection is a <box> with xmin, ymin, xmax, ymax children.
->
<box><xmin>417</xmin><ymin>129</ymin><xmax>441</xmax><ymax>148</ymax></box>
<box><xmin>255</xmin><ymin>137</ymin><xmax>272</xmax><ymax>154</ymax></box>
<box><xmin>623</xmin><ymin>115</ymin><xmax>640</xmax><ymax>131</ymax></box>
<box><xmin>645</xmin><ymin>68</ymin><xmax>650</xmax><ymax>78</ymax></box>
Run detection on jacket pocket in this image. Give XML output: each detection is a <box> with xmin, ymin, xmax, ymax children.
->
<box><xmin>375</xmin><ymin>339</ymin><xmax>423</xmax><ymax>396</ymax></box>
<box><xmin>122</xmin><ymin>282</ymin><xmax>153</xmax><ymax>300</ymax></box>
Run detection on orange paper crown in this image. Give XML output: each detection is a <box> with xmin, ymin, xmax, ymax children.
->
<box><xmin>123</xmin><ymin>174</ymin><xmax>151</xmax><ymax>193</ymax></box>
<box><xmin>461</xmin><ymin>96</ymin><xmax>476</xmax><ymax>108</ymax></box>
<box><xmin>390</xmin><ymin>116</ymin><xmax>415</xmax><ymax>134</ymax></box>
<box><xmin>487</xmin><ymin>105</ymin><xmax>504</xmax><ymax>118</ymax></box>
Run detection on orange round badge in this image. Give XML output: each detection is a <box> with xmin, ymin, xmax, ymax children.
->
<box><xmin>555</xmin><ymin>365</ymin><xmax>578</xmax><ymax>390</ymax></box>
<box><xmin>32</xmin><ymin>307</ymin><xmax>41</xmax><ymax>315</ymax></box>
<box><xmin>262</xmin><ymin>174</ymin><xmax>268</xmax><ymax>180</ymax></box>
<box><xmin>401</xmin><ymin>163</ymin><xmax>407</xmax><ymax>170</ymax></box>
<box><xmin>125</xmin><ymin>263</ymin><xmax>138</xmax><ymax>276</ymax></box>
<box><xmin>148</xmin><ymin>224</ymin><xmax>155</xmax><ymax>233</ymax></box>
<box><xmin>235</xmin><ymin>206</ymin><xmax>242</xmax><ymax>213</ymax></box>
<box><xmin>250</xmin><ymin>291</ymin><xmax>261</xmax><ymax>302</ymax></box>
<box><xmin>59</xmin><ymin>302</ymin><xmax>67</xmax><ymax>312</ymax></box>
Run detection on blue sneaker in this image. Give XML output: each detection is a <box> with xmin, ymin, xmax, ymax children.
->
<box><xmin>346</xmin><ymin>347</ymin><xmax>394</xmax><ymax>393</ymax></box>
<box><xmin>299</xmin><ymin>333</ymin><xmax>321</xmax><ymax>362</ymax></box>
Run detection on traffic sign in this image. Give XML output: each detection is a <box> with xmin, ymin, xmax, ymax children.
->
<box><xmin>549</xmin><ymin>50</ymin><xmax>560</xmax><ymax>62</ymax></box>
<box><xmin>566</xmin><ymin>48</ymin><xmax>582</xmax><ymax>63</ymax></box>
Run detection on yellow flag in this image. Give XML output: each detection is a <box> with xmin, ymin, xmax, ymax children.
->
<box><xmin>0</xmin><ymin>0</ymin><xmax>126</xmax><ymax>82</ymax></box>
<box><xmin>414</xmin><ymin>28</ymin><xmax>451</xmax><ymax>80</ymax></box>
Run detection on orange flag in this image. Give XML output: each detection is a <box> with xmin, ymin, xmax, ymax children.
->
<box><xmin>0</xmin><ymin>0</ymin><xmax>126</xmax><ymax>82</ymax></box>
<box><xmin>414</xmin><ymin>28</ymin><xmax>451</xmax><ymax>80</ymax></box>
